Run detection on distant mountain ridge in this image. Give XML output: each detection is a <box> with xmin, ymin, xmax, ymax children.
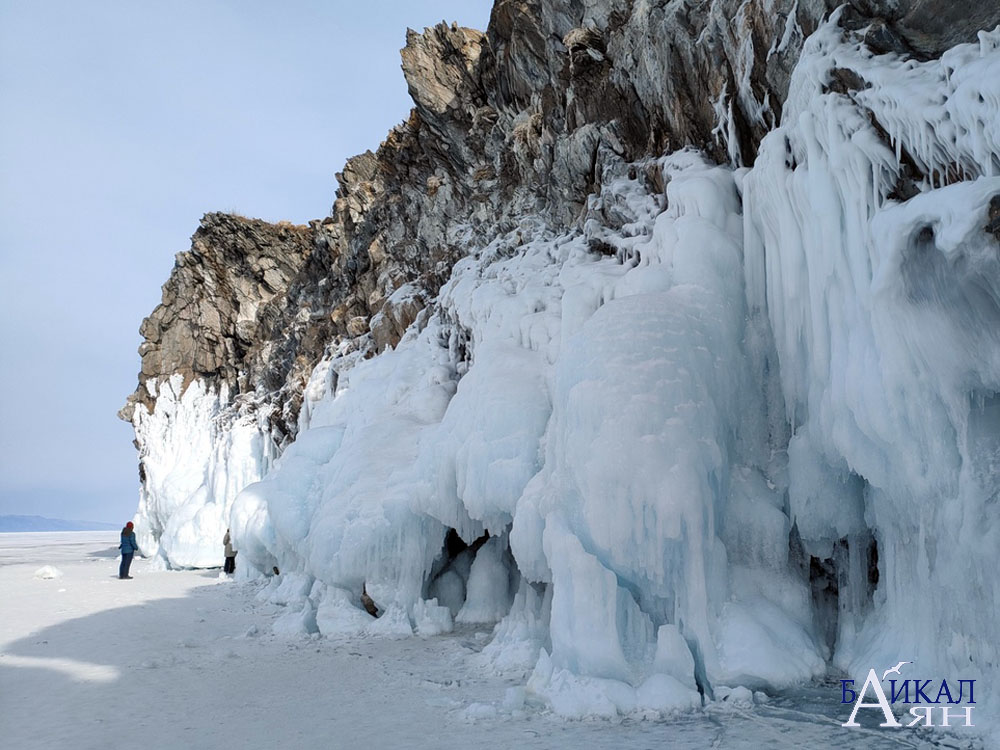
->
<box><xmin>0</xmin><ymin>515</ymin><xmax>118</xmax><ymax>532</ymax></box>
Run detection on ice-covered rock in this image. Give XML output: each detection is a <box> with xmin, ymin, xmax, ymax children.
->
<box><xmin>223</xmin><ymin>153</ymin><xmax>829</xmax><ymax>706</ymax></box>
<box><xmin>122</xmin><ymin>0</ymin><xmax>1000</xmax><ymax>736</ymax></box>
<box><xmin>744</xmin><ymin>16</ymin><xmax>1000</xmax><ymax>722</ymax></box>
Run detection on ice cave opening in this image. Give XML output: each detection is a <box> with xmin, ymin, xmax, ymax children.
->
<box><xmin>798</xmin><ymin>526</ymin><xmax>880</xmax><ymax>658</ymax></box>
<box><xmin>426</xmin><ymin>528</ymin><xmax>520</xmax><ymax>625</ymax></box>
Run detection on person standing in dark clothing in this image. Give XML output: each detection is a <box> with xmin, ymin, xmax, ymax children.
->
<box><xmin>223</xmin><ymin>528</ymin><xmax>237</xmax><ymax>574</ymax></box>
<box><xmin>119</xmin><ymin>521</ymin><xmax>140</xmax><ymax>579</ymax></box>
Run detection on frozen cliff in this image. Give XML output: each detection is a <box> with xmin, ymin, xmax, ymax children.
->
<box><xmin>123</xmin><ymin>0</ymin><xmax>1000</xmax><ymax>732</ymax></box>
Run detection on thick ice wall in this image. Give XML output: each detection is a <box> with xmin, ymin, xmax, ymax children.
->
<box><xmin>420</xmin><ymin>340</ymin><xmax>552</xmax><ymax>537</ymax></box>
<box><xmin>131</xmin><ymin>374</ymin><xmax>273</xmax><ymax>567</ymax></box>
<box><xmin>744</xmin><ymin>19</ymin><xmax>1000</xmax><ymax>692</ymax></box>
<box><xmin>513</xmin><ymin>159</ymin><xmax>823</xmax><ymax>701</ymax></box>
<box><xmin>232</xmin><ymin>153</ymin><xmax>826</xmax><ymax>714</ymax></box>
<box><xmin>232</xmin><ymin>332</ymin><xmax>460</xmax><ymax>608</ymax></box>
<box><xmin>230</xmin><ymin>227</ymin><xmax>575</xmax><ymax>620</ymax></box>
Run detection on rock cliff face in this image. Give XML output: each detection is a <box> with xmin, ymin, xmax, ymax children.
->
<box><xmin>125</xmin><ymin>0</ymin><xmax>999</xmax><ymax>447</ymax></box>
<box><xmin>121</xmin><ymin>216</ymin><xmax>313</xmax><ymax>429</ymax></box>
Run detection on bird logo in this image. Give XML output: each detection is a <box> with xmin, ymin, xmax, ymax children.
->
<box><xmin>881</xmin><ymin>661</ymin><xmax>911</xmax><ymax>681</ymax></box>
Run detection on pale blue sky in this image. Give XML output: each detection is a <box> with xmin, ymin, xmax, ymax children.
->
<box><xmin>0</xmin><ymin>1</ymin><xmax>493</xmax><ymax>523</ymax></box>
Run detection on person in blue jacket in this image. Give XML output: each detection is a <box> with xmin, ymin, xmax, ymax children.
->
<box><xmin>119</xmin><ymin>521</ymin><xmax>140</xmax><ymax>579</ymax></box>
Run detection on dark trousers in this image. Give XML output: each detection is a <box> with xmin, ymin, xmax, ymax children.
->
<box><xmin>119</xmin><ymin>552</ymin><xmax>134</xmax><ymax>578</ymax></box>
<box><xmin>224</xmin><ymin>556</ymin><xmax>236</xmax><ymax>574</ymax></box>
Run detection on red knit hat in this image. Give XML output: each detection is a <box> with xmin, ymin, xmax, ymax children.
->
<box><xmin>126</xmin><ymin>521</ymin><xmax>134</xmax><ymax>528</ymax></box>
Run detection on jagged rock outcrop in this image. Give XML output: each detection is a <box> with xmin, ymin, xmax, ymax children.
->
<box><xmin>120</xmin><ymin>215</ymin><xmax>314</xmax><ymax>424</ymax></box>
<box><xmin>123</xmin><ymin>0</ymin><xmax>1000</xmax><ymax>549</ymax></box>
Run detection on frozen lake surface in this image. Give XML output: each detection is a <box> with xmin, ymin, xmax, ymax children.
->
<box><xmin>0</xmin><ymin>533</ymin><xmax>980</xmax><ymax>749</ymax></box>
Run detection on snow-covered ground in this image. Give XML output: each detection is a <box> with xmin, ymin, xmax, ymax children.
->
<box><xmin>0</xmin><ymin>533</ymin><xmax>979</xmax><ymax>749</ymax></box>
